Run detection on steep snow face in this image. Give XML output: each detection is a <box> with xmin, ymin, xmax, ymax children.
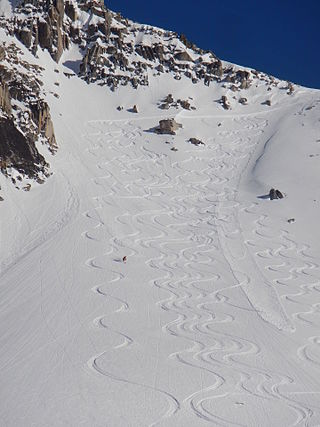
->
<box><xmin>0</xmin><ymin>0</ymin><xmax>12</xmax><ymax>16</ymax></box>
<box><xmin>0</xmin><ymin>0</ymin><xmax>20</xmax><ymax>15</ymax></box>
<box><xmin>1</xmin><ymin>4</ymin><xmax>320</xmax><ymax>427</ymax></box>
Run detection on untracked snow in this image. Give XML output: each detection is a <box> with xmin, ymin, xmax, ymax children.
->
<box><xmin>1</xmin><ymin>35</ymin><xmax>320</xmax><ymax>427</ymax></box>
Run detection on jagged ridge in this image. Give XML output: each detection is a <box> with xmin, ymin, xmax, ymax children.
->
<box><xmin>0</xmin><ymin>0</ymin><xmax>295</xmax><ymax>186</ymax></box>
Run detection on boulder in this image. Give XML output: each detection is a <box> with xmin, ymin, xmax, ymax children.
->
<box><xmin>287</xmin><ymin>82</ymin><xmax>294</xmax><ymax>95</ymax></box>
<box><xmin>178</xmin><ymin>99</ymin><xmax>191</xmax><ymax>110</ymax></box>
<box><xmin>189</xmin><ymin>138</ymin><xmax>205</xmax><ymax>146</ymax></box>
<box><xmin>164</xmin><ymin>94</ymin><xmax>174</xmax><ymax>103</ymax></box>
<box><xmin>174</xmin><ymin>51</ymin><xmax>193</xmax><ymax>62</ymax></box>
<box><xmin>155</xmin><ymin>119</ymin><xmax>182</xmax><ymax>135</ymax></box>
<box><xmin>239</xmin><ymin>97</ymin><xmax>247</xmax><ymax>105</ymax></box>
<box><xmin>159</xmin><ymin>102</ymin><xmax>171</xmax><ymax>110</ymax></box>
<box><xmin>276</xmin><ymin>189</ymin><xmax>284</xmax><ymax>199</ymax></box>
<box><xmin>220</xmin><ymin>95</ymin><xmax>230</xmax><ymax>110</ymax></box>
<box><xmin>269</xmin><ymin>188</ymin><xmax>284</xmax><ymax>200</ymax></box>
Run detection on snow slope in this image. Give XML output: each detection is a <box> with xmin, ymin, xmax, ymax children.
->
<box><xmin>1</xmin><ymin>35</ymin><xmax>320</xmax><ymax>427</ymax></box>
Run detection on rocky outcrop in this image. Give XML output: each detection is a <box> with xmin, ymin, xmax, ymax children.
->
<box><xmin>158</xmin><ymin>94</ymin><xmax>195</xmax><ymax>111</ymax></box>
<box><xmin>0</xmin><ymin>78</ymin><xmax>11</xmax><ymax>115</ymax></box>
<box><xmin>0</xmin><ymin>0</ymin><xmax>280</xmax><ymax>92</ymax></box>
<box><xmin>65</xmin><ymin>1</ymin><xmax>78</xmax><ymax>21</ymax></box>
<box><xmin>155</xmin><ymin>119</ymin><xmax>182</xmax><ymax>135</ymax></box>
<box><xmin>0</xmin><ymin>42</ymin><xmax>55</xmax><ymax>181</ymax></box>
<box><xmin>30</xmin><ymin>101</ymin><xmax>57</xmax><ymax>149</ymax></box>
<box><xmin>287</xmin><ymin>82</ymin><xmax>294</xmax><ymax>95</ymax></box>
<box><xmin>4</xmin><ymin>0</ymin><xmax>68</xmax><ymax>63</ymax></box>
<box><xmin>0</xmin><ymin>46</ymin><xmax>5</xmax><ymax>61</ymax></box>
<box><xmin>178</xmin><ymin>99</ymin><xmax>191</xmax><ymax>110</ymax></box>
<box><xmin>0</xmin><ymin>117</ymin><xmax>48</xmax><ymax>178</ymax></box>
<box><xmin>175</xmin><ymin>51</ymin><xmax>193</xmax><ymax>62</ymax></box>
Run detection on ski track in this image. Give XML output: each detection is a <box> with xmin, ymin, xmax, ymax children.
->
<box><xmin>0</xmin><ymin>175</ymin><xmax>79</xmax><ymax>277</ymax></box>
<box><xmin>80</xmin><ymin>113</ymin><xmax>320</xmax><ymax>426</ymax></box>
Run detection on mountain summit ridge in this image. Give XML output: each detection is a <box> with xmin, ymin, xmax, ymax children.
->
<box><xmin>0</xmin><ymin>0</ymin><xmax>299</xmax><ymax>187</ymax></box>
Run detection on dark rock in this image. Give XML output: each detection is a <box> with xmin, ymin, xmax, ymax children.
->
<box><xmin>240</xmin><ymin>79</ymin><xmax>251</xmax><ymax>89</ymax></box>
<box><xmin>164</xmin><ymin>94</ymin><xmax>174</xmax><ymax>103</ymax></box>
<box><xmin>23</xmin><ymin>183</ymin><xmax>31</xmax><ymax>191</ymax></box>
<box><xmin>54</xmin><ymin>0</ymin><xmax>65</xmax><ymax>22</ymax></box>
<box><xmin>38</xmin><ymin>20</ymin><xmax>52</xmax><ymax>50</ymax></box>
<box><xmin>155</xmin><ymin>119</ymin><xmax>182</xmax><ymax>135</ymax></box>
<box><xmin>29</xmin><ymin>100</ymin><xmax>57</xmax><ymax>149</ymax></box>
<box><xmin>179</xmin><ymin>33</ymin><xmax>196</xmax><ymax>50</ymax></box>
<box><xmin>0</xmin><ymin>79</ymin><xmax>12</xmax><ymax>115</ymax></box>
<box><xmin>0</xmin><ymin>117</ymin><xmax>47</xmax><ymax>178</ymax></box>
<box><xmin>269</xmin><ymin>188</ymin><xmax>276</xmax><ymax>200</ymax></box>
<box><xmin>220</xmin><ymin>95</ymin><xmax>230</xmax><ymax>110</ymax></box>
<box><xmin>287</xmin><ymin>82</ymin><xmax>294</xmax><ymax>95</ymax></box>
<box><xmin>0</xmin><ymin>47</ymin><xmax>5</xmax><ymax>62</ymax></box>
<box><xmin>189</xmin><ymin>138</ymin><xmax>205</xmax><ymax>146</ymax></box>
<box><xmin>135</xmin><ymin>44</ymin><xmax>164</xmax><ymax>62</ymax></box>
<box><xmin>239</xmin><ymin>97</ymin><xmax>247</xmax><ymax>105</ymax></box>
<box><xmin>65</xmin><ymin>1</ymin><xmax>78</xmax><ymax>21</ymax></box>
<box><xmin>178</xmin><ymin>99</ymin><xmax>191</xmax><ymax>110</ymax></box>
<box><xmin>175</xmin><ymin>51</ymin><xmax>193</xmax><ymax>62</ymax></box>
<box><xmin>18</xmin><ymin>28</ymin><xmax>32</xmax><ymax>48</ymax></box>
<box><xmin>159</xmin><ymin>102</ymin><xmax>171</xmax><ymax>110</ymax></box>
<box><xmin>269</xmin><ymin>188</ymin><xmax>284</xmax><ymax>200</ymax></box>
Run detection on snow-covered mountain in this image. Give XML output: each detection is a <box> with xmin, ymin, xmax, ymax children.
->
<box><xmin>1</xmin><ymin>1</ymin><xmax>320</xmax><ymax>426</ymax></box>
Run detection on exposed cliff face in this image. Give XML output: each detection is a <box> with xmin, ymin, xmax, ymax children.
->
<box><xmin>0</xmin><ymin>116</ymin><xmax>47</xmax><ymax>179</ymax></box>
<box><xmin>4</xmin><ymin>0</ymin><xmax>68</xmax><ymax>62</ymax></box>
<box><xmin>0</xmin><ymin>40</ymin><xmax>54</xmax><ymax>182</ymax></box>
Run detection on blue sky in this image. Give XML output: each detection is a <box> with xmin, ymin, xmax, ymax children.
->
<box><xmin>105</xmin><ymin>0</ymin><xmax>319</xmax><ymax>89</ymax></box>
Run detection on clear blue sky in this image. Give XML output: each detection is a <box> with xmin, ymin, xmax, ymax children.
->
<box><xmin>105</xmin><ymin>0</ymin><xmax>319</xmax><ymax>89</ymax></box>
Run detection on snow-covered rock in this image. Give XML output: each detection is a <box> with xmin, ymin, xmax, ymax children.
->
<box><xmin>1</xmin><ymin>3</ymin><xmax>320</xmax><ymax>427</ymax></box>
